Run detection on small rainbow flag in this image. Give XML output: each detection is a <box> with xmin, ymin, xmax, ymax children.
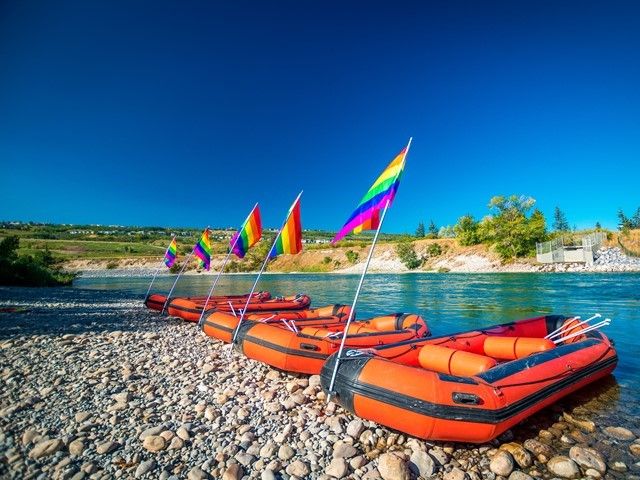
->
<box><xmin>193</xmin><ymin>228</ymin><xmax>212</xmax><ymax>271</ymax></box>
<box><xmin>164</xmin><ymin>238</ymin><xmax>177</xmax><ymax>268</ymax></box>
<box><xmin>270</xmin><ymin>195</ymin><xmax>303</xmax><ymax>257</ymax></box>
<box><xmin>332</xmin><ymin>143</ymin><xmax>408</xmax><ymax>243</ymax></box>
<box><xmin>231</xmin><ymin>205</ymin><xmax>263</xmax><ymax>258</ymax></box>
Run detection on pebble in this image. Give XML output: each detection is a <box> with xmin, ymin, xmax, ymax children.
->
<box><xmin>326</xmin><ymin>458</ymin><xmax>349</xmax><ymax>478</ymax></box>
<box><xmin>569</xmin><ymin>445</ymin><xmax>606</xmax><ymax>474</ymax></box>
<box><xmin>96</xmin><ymin>441</ymin><xmax>119</xmax><ymax>454</ymax></box>
<box><xmin>547</xmin><ymin>455</ymin><xmax>580</xmax><ymax>479</ymax></box>
<box><xmin>377</xmin><ymin>452</ymin><xmax>410</xmax><ymax>480</ymax></box>
<box><xmin>187</xmin><ymin>466</ymin><xmax>210</xmax><ymax>479</ymax></box>
<box><xmin>508</xmin><ymin>472</ymin><xmax>533</xmax><ymax>480</ymax></box>
<box><xmin>29</xmin><ymin>439</ymin><xmax>64</xmax><ymax>459</ymax></box>
<box><xmin>286</xmin><ymin>459</ymin><xmax>310</xmax><ymax>477</ymax></box>
<box><xmin>135</xmin><ymin>459</ymin><xmax>156</xmax><ymax>478</ymax></box>
<box><xmin>278</xmin><ymin>444</ymin><xmax>295</xmax><ymax>460</ymax></box>
<box><xmin>604</xmin><ymin>426</ymin><xmax>636</xmax><ymax>441</ymax></box>
<box><xmin>346</xmin><ymin>419</ymin><xmax>365</xmax><ymax>438</ymax></box>
<box><xmin>333</xmin><ymin>441</ymin><xmax>358</xmax><ymax>459</ymax></box>
<box><xmin>142</xmin><ymin>435</ymin><xmax>166</xmax><ymax>452</ymax></box>
<box><xmin>443</xmin><ymin>467</ymin><xmax>468</xmax><ymax>480</ymax></box>
<box><xmin>68</xmin><ymin>439</ymin><xmax>85</xmax><ymax>456</ymax></box>
<box><xmin>490</xmin><ymin>450</ymin><xmax>514</xmax><ymax>476</ymax></box>
<box><xmin>408</xmin><ymin>450</ymin><xmax>436</xmax><ymax>477</ymax></box>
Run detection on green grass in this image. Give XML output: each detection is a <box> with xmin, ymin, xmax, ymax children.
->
<box><xmin>16</xmin><ymin>238</ymin><xmax>166</xmax><ymax>260</ymax></box>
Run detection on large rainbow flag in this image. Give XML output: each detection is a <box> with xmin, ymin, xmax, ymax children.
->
<box><xmin>332</xmin><ymin>144</ymin><xmax>408</xmax><ymax>243</ymax></box>
<box><xmin>231</xmin><ymin>205</ymin><xmax>263</xmax><ymax>258</ymax></box>
<box><xmin>193</xmin><ymin>228</ymin><xmax>212</xmax><ymax>270</ymax></box>
<box><xmin>164</xmin><ymin>238</ymin><xmax>177</xmax><ymax>268</ymax></box>
<box><xmin>270</xmin><ymin>196</ymin><xmax>303</xmax><ymax>257</ymax></box>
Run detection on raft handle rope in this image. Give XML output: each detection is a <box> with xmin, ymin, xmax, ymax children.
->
<box><xmin>545</xmin><ymin>314</ymin><xmax>601</xmax><ymax>340</ymax></box>
<box><xmin>228</xmin><ymin>301</ymin><xmax>238</xmax><ymax>318</ymax></box>
<box><xmin>553</xmin><ymin>318</ymin><xmax>611</xmax><ymax>344</ymax></box>
<box><xmin>259</xmin><ymin>314</ymin><xmax>277</xmax><ymax>323</ymax></box>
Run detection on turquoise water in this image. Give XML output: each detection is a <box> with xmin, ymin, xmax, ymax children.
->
<box><xmin>75</xmin><ymin>272</ymin><xmax>640</xmax><ymax>428</ymax></box>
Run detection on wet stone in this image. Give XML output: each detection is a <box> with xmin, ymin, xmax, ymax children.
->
<box><xmin>547</xmin><ymin>455</ymin><xmax>580</xmax><ymax>479</ymax></box>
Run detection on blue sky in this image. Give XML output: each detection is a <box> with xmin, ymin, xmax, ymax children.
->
<box><xmin>1</xmin><ymin>1</ymin><xmax>639</xmax><ymax>232</ymax></box>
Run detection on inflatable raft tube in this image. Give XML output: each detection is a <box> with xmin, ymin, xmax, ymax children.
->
<box><xmin>201</xmin><ymin>304</ymin><xmax>352</xmax><ymax>344</ymax></box>
<box><xmin>144</xmin><ymin>291</ymin><xmax>271</xmax><ymax>313</ymax></box>
<box><xmin>320</xmin><ymin>315</ymin><xmax>617</xmax><ymax>443</ymax></box>
<box><xmin>235</xmin><ymin>313</ymin><xmax>429</xmax><ymax>375</ymax></box>
<box><xmin>165</xmin><ymin>292</ymin><xmax>276</xmax><ymax>321</ymax></box>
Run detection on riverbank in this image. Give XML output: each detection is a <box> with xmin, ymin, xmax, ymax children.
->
<box><xmin>65</xmin><ymin>246</ymin><xmax>640</xmax><ymax>277</ymax></box>
<box><xmin>1</xmin><ymin>286</ymin><xmax>639</xmax><ymax>479</ymax></box>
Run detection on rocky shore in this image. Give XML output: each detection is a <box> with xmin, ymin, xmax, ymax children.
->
<box><xmin>1</xmin><ymin>287</ymin><xmax>639</xmax><ymax>480</ymax></box>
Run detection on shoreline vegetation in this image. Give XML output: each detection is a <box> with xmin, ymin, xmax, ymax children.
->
<box><xmin>2</xmin><ymin>199</ymin><xmax>640</xmax><ymax>283</ymax></box>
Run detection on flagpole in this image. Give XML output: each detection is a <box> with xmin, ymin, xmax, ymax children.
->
<box><xmin>197</xmin><ymin>204</ymin><xmax>258</xmax><ymax>327</ymax></box>
<box><xmin>231</xmin><ymin>191</ymin><xmax>303</xmax><ymax>343</ymax></box>
<box><xmin>145</xmin><ymin>235</ymin><xmax>175</xmax><ymax>302</ymax></box>
<box><xmin>327</xmin><ymin>137</ymin><xmax>412</xmax><ymax>402</ymax></box>
<box><xmin>161</xmin><ymin>250</ymin><xmax>193</xmax><ymax>314</ymax></box>
<box><xmin>161</xmin><ymin>225</ymin><xmax>209</xmax><ymax>315</ymax></box>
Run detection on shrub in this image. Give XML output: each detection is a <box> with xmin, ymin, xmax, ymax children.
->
<box><xmin>454</xmin><ymin>215</ymin><xmax>482</xmax><ymax>246</ymax></box>
<box><xmin>482</xmin><ymin>195</ymin><xmax>547</xmax><ymax>260</ymax></box>
<box><xmin>322</xmin><ymin>256</ymin><xmax>331</xmax><ymax>264</ymax></box>
<box><xmin>426</xmin><ymin>243</ymin><xmax>442</xmax><ymax>257</ymax></box>
<box><xmin>395</xmin><ymin>241</ymin><xmax>422</xmax><ymax>269</ymax></box>
<box><xmin>345</xmin><ymin>250</ymin><xmax>359</xmax><ymax>264</ymax></box>
<box><xmin>0</xmin><ymin>236</ymin><xmax>75</xmax><ymax>286</ymax></box>
<box><xmin>106</xmin><ymin>260</ymin><xmax>118</xmax><ymax>269</ymax></box>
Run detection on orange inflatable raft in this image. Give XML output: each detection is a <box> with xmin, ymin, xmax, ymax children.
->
<box><xmin>320</xmin><ymin>315</ymin><xmax>617</xmax><ymax>443</ymax></box>
<box><xmin>235</xmin><ymin>312</ymin><xmax>429</xmax><ymax>375</ymax></box>
<box><xmin>144</xmin><ymin>292</ymin><xmax>270</xmax><ymax>313</ymax></box>
<box><xmin>165</xmin><ymin>293</ymin><xmax>310</xmax><ymax>322</ymax></box>
<box><xmin>201</xmin><ymin>304</ymin><xmax>352</xmax><ymax>344</ymax></box>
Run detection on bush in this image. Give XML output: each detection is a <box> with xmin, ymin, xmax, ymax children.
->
<box><xmin>322</xmin><ymin>256</ymin><xmax>331</xmax><ymax>264</ymax></box>
<box><xmin>345</xmin><ymin>250</ymin><xmax>359</xmax><ymax>264</ymax></box>
<box><xmin>426</xmin><ymin>243</ymin><xmax>442</xmax><ymax>257</ymax></box>
<box><xmin>0</xmin><ymin>236</ymin><xmax>75</xmax><ymax>286</ymax></box>
<box><xmin>395</xmin><ymin>241</ymin><xmax>422</xmax><ymax>269</ymax></box>
<box><xmin>106</xmin><ymin>260</ymin><xmax>118</xmax><ymax>269</ymax></box>
<box><xmin>482</xmin><ymin>195</ymin><xmax>547</xmax><ymax>260</ymax></box>
<box><xmin>454</xmin><ymin>215</ymin><xmax>482</xmax><ymax>246</ymax></box>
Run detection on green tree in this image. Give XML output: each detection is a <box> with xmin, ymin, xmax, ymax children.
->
<box><xmin>438</xmin><ymin>225</ymin><xmax>455</xmax><ymax>238</ymax></box>
<box><xmin>618</xmin><ymin>209</ymin><xmax>632</xmax><ymax>231</ymax></box>
<box><xmin>415</xmin><ymin>221</ymin><xmax>425</xmax><ymax>238</ymax></box>
<box><xmin>632</xmin><ymin>207</ymin><xmax>640</xmax><ymax>229</ymax></box>
<box><xmin>426</xmin><ymin>220</ymin><xmax>438</xmax><ymax>239</ymax></box>
<box><xmin>454</xmin><ymin>215</ymin><xmax>481</xmax><ymax>246</ymax></box>
<box><xmin>595</xmin><ymin>222</ymin><xmax>602</xmax><ymax>230</ymax></box>
<box><xmin>0</xmin><ymin>236</ymin><xmax>20</xmax><ymax>261</ymax></box>
<box><xmin>482</xmin><ymin>195</ymin><xmax>547</xmax><ymax>260</ymax></box>
<box><xmin>395</xmin><ymin>241</ymin><xmax>422</xmax><ymax>269</ymax></box>
<box><xmin>553</xmin><ymin>206</ymin><xmax>570</xmax><ymax>232</ymax></box>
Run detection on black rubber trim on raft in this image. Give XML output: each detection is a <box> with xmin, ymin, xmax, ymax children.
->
<box><xmin>236</xmin><ymin>321</ymin><xmax>329</xmax><ymax>361</ymax></box>
<box><xmin>438</xmin><ymin>373</ymin><xmax>478</xmax><ymax>385</ymax></box>
<box><xmin>320</xmin><ymin>348</ymin><xmax>617</xmax><ymax>424</ymax></box>
<box><xmin>201</xmin><ymin>320</ymin><xmax>234</xmax><ymax>334</ymax></box>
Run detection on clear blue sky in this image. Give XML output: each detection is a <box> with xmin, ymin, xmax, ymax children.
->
<box><xmin>1</xmin><ymin>1</ymin><xmax>639</xmax><ymax>232</ymax></box>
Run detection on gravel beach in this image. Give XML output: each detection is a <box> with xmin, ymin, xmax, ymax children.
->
<box><xmin>1</xmin><ymin>287</ymin><xmax>639</xmax><ymax>480</ymax></box>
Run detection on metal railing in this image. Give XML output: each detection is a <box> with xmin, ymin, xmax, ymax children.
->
<box><xmin>536</xmin><ymin>231</ymin><xmax>605</xmax><ymax>264</ymax></box>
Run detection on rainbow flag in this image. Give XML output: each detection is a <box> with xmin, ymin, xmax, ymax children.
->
<box><xmin>332</xmin><ymin>144</ymin><xmax>408</xmax><ymax>243</ymax></box>
<box><xmin>164</xmin><ymin>238</ymin><xmax>177</xmax><ymax>268</ymax></box>
<box><xmin>231</xmin><ymin>205</ymin><xmax>263</xmax><ymax>258</ymax></box>
<box><xmin>193</xmin><ymin>229</ymin><xmax>212</xmax><ymax>270</ymax></box>
<box><xmin>270</xmin><ymin>195</ymin><xmax>303</xmax><ymax>257</ymax></box>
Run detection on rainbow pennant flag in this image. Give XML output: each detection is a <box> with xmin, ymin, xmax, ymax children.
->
<box><xmin>193</xmin><ymin>229</ymin><xmax>212</xmax><ymax>271</ymax></box>
<box><xmin>164</xmin><ymin>238</ymin><xmax>177</xmax><ymax>268</ymax></box>
<box><xmin>332</xmin><ymin>144</ymin><xmax>408</xmax><ymax>243</ymax></box>
<box><xmin>270</xmin><ymin>195</ymin><xmax>303</xmax><ymax>258</ymax></box>
<box><xmin>231</xmin><ymin>205</ymin><xmax>263</xmax><ymax>258</ymax></box>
